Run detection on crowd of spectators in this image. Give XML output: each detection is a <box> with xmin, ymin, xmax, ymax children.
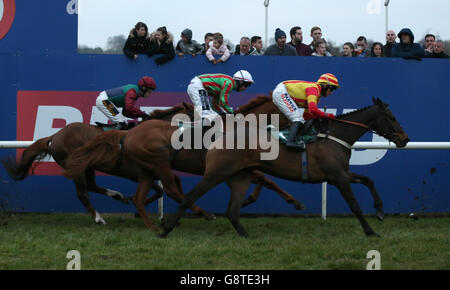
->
<box><xmin>123</xmin><ymin>21</ymin><xmax>448</xmax><ymax>65</ymax></box>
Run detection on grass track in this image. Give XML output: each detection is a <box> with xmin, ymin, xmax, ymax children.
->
<box><xmin>0</xmin><ymin>213</ymin><xmax>448</xmax><ymax>270</ymax></box>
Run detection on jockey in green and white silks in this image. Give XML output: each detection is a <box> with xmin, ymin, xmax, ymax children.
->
<box><xmin>95</xmin><ymin>76</ymin><xmax>157</xmax><ymax>129</ymax></box>
<box><xmin>187</xmin><ymin>70</ymin><xmax>254</xmax><ymax>122</ymax></box>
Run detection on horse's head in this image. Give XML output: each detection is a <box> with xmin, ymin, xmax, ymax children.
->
<box><xmin>370</xmin><ymin>97</ymin><xmax>409</xmax><ymax>148</ymax></box>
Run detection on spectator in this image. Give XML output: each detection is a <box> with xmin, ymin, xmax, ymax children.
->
<box><xmin>427</xmin><ymin>40</ymin><xmax>449</xmax><ymax>58</ymax></box>
<box><xmin>235</xmin><ymin>37</ymin><xmax>257</xmax><ymax>55</ymax></box>
<box><xmin>309</xmin><ymin>26</ymin><xmax>323</xmax><ymax>52</ymax></box>
<box><xmin>391</xmin><ymin>28</ymin><xmax>425</xmax><ymax>59</ymax></box>
<box><xmin>384</xmin><ymin>30</ymin><xmax>397</xmax><ymax>57</ymax></box>
<box><xmin>264</xmin><ymin>28</ymin><xmax>297</xmax><ymax>56</ymax></box>
<box><xmin>251</xmin><ymin>36</ymin><xmax>264</xmax><ymax>55</ymax></box>
<box><xmin>423</xmin><ymin>34</ymin><xmax>436</xmax><ymax>56</ymax></box>
<box><xmin>342</xmin><ymin>42</ymin><xmax>356</xmax><ymax>57</ymax></box>
<box><xmin>288</xmin><ymin>26</ymin><xmax>313</xmax><ymax>56</ymax></box>
<box><xmin>176</xmin><ymin>28</ymin><xmax>204</xmax><ymax>56</ymax></box>
<box><xmin>370</xmin><ymin>42</ymin><xmax>385</xmax><ymax>57</ymax></box>
<box><xmin>147</xmin><ymin>26</ymin><xmax>175</xmax><ymax>65</ymax></box>
<box><xmin>201</xmin><ymin>33</ymin><xmax>214</xmax><ymax>55</ymax></box>
<box><xmin>355</xmin><ymin>36</ymin><xmax>370</xmax><ymax>57</ymax></box>
<box><xmin>312</xmin><ymin>40</ymin><xmax>332</xmax><ymax>57</ymax></box>
<box><xmin>206</xmin><ymin>33</ymin><xmax>231</xmax><ymax>64</ymax></box>
<box><xmin>123</xmin><ymin>22</ymin><xmax>151</xmax><ymax>60</ymax></box>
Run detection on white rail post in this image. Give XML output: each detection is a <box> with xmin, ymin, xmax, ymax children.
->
<box><xmin>157</xmin><ymin>180</ymin><xmax>164</xmax><ymax>221</ymax></box>
<box><xmin>321</xmin><ymin>182</ymin><xmax>327</xmax><ymax>220</ymax></box>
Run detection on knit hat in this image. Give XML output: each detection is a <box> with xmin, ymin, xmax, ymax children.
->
<box><xmin>275</xmin><ymin>28</ymin><xmax>286</xmax><ymax>41</ymax></box>
<box><xmin>181</xmin><ymin>28</ymin><xmax>193</xmax><ymax>41</ymax></box>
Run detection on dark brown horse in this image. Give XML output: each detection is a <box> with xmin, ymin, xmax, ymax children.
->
<box><xmin>160</xmin><ymin>97</ymin><xmax>410</xmax><ymax>238</ymax></box>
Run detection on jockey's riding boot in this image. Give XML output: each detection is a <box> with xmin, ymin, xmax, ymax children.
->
<box><xmin>286</xmin><ymin>121</ymin><xmax>306</xmax><ymax>150</ymax></box>
<box><xmin>113</xmin><ymin>122</ymin><xmax>127</xmax><ymax>130</ymax></box>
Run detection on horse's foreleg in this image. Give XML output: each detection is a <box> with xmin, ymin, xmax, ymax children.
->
<box><xmin>73</xmin><ymin>177</ymin><xmax>106</xmax><ymax>225</ymax></box>
<box><xmin>160</xmin><ymin>171</ymin><xmax>225</xmax><ymax>238</ymax></box>
<box><xmin>158</xmin><ymin>170</ymin><xmax>216</xmax><ymax>220</ymax></box>
<box><xmin>226</xmin><ymin>170</ymin><xmax>254</xmax><ymax>238</ymax></box>
<box><xmin>144</xmin><ymin>180</ymin><xmax>164</xmax><ymax>206</ymax></box>
<box><xmin>248</xmin><ymin>171</ymin><xmax>306</xmax><ymax>210</ymax></box>
<box><xmin>85</xmin><ymin>169</ymin><xmax>129</xmax><ymax>204</ymax></box>
<box><xmin>349</xmin><ymin>172</ymin><xmax>384</xmax><ymax>221</ymax></box>
<box><xmin>332</xmin><ymin>175</ymin><xmax>379</xmax><ymax>237</ymax></box>
<box><xmin>132</xmin><ymin>178</ymin><xmax>159</xmax><ymax>232</ymax></box>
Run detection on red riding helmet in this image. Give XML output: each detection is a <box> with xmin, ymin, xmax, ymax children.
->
<box><xmin>138</xmin><ymin>76</ymin><xmax>157</xmax><ymax>90</ymax></box>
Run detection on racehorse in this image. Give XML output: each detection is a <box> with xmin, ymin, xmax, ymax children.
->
<box><xmin>159</xmin><ymin>97</ymin><xmax>410</xmax><ymax>238</ymax></box>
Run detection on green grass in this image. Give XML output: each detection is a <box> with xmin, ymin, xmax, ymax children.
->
<box><xmin>0</xmin><ymin>213</ymin><xmax>448</xmax><ymax>270</ymax></box>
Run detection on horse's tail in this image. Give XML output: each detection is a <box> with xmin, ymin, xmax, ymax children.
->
<box><xmin>1</xmin><ymin>136</ymin><xmax>52</xmax><ymax>180</ymax></box>
<box><xmin>63</xmin><ymin>130</ymin><xmax>126</xmax><ymax>179</ymax></box>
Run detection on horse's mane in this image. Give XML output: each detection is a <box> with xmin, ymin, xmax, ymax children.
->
<box><xmin>235</xmin><ymin>95</ymin><xmax>273</xmax><ymax>114</ymax></box>
<box><xmin>336</xmin><ymin>104</ymin><xmax>375</xmax><ymax>119</ymax></box>
<box><xmin>149</xmin><ymin>102</ymin><xmax>192</xmax><ymax>119</ymax></box>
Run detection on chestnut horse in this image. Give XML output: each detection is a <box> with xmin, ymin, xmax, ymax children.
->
<box><xmin>160</xmin><ymin>98</ymin><xmax>410</xmax><ymax>238</ymax></box>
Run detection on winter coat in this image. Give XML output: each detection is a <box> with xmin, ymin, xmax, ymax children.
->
<box><xmin>123</xmin><ymin>28</ymin><xmax>151</xmax><ymax>59</ymax></box>
<box><xmin>175</xmin><ymin>28</ymin><xmax>204</xmax><ymax>55</ymax></box>
<box><xmin>147</xmin><ymin>31</ymin><xmax>176</xmax><ymax>65</ymax></box>
<box><xmin>206</xmin><ymin>42</ymin><xmax>231</xmax><ymax>62</ymax></box>
<box><xmin>264</xmin><ymin>44</ymin><xmax>297</xmax><ymax>56</ymax></box>
<box><xmin>234</xmin><ymin>45</ymin><xmax>258</xmax><ymax>56</ymax></box>
<box><xmin>391</xmin><ymin>28</ymin><xmax>425</xmax><ymax>59</ymax></box>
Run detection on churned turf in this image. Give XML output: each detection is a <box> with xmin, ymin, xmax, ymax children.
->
<box><xmin>0</xmin><ymin>213</ymin><xmax>448</xmax><ymax>270</ymax></box>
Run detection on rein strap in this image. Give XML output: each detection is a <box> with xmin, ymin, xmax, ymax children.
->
<box><xmin>334</xmin><ymin>119</ymin><xmax>369</xmax><ymax>129</ymax></box>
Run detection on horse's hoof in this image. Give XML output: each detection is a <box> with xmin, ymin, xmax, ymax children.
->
<box><xmin>296</xmin><ymin>203</ymin><xmax>306</xmax><ymax>211</ymax></box>
<box><xmin>239</xmin><ymin>232</ymin><xmax>249</xmax><ymax>238</ymax></box>
<box><xmin>158</xmin><ymin>232</ymin><xmax>168</xmax><ymax>239</ymax></box>
<box><xmin>367</xmin><ymin>232</ymin><xmax>381</xmax><ymax>238</ymax></box>
<box><xmin>205</xmin><ymin>214</ymin><xmax>217</xmax><ymax>221</ymax></box>
<box><xmin>376</xmin><ymin>211</ymin><xmax>385</xmax><ymax>222</ymax></box>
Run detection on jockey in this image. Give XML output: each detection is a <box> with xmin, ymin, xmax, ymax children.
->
<box><xmin>272</xmin><ymin>73</ymin><xmax>339</xmax><ymax>149</ymax></box>
<box><xmin>187</xmin><ymin>70</ymin><xmax>254</xmax><ymax>122</ymax></box>
<box><xmin>95</xmin><ymin>76</ymin><xmax>156</xmax><ymax>130</ymax></box>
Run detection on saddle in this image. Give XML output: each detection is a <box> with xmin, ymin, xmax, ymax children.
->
<box><xmin>276</xmin><ymin>120</ymin><xmax>319</xmax><ymax>146</ymax></box>
<box><xmin>95</xmin><ymin>122</ymin><xmax>136</xmax><ymax>131</ymax></box>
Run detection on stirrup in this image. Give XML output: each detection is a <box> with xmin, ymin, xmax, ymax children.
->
<box><xmin>286</xmin><ymin>140</ymin><xmax>306</xmax><ymax>150</ymax></box>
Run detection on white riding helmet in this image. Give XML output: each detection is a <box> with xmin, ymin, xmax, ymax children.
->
<box><xmin>233</xmin><ymin>70</ymin><xmax>254</xmax><ymax>83</ymax></box>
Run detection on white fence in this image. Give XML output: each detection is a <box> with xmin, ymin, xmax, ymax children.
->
<box><xmin>2</xmin><ymin>141</ymin><xmax>450</xmax><ymax>219</ymax></box>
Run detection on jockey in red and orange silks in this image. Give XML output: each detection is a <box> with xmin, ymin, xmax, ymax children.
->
<box><xmin>272</xmin><ymin>73</ymin><xmax>340</xmax><ymax>149</ymax></box>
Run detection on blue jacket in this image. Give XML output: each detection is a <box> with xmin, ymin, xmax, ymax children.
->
<box><xmin>391</xmin><ymin>28</ymin><xmax>425</xmax><ymax>58</ymax></box>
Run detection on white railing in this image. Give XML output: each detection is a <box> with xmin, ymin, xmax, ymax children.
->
<box><xmin>2</xmin><ymin>140</ymin><xmax>450</xmax><ymax>220</ymax></box>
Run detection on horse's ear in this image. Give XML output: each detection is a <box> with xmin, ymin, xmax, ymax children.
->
<box><xmin>269</xmin><ymin>91</ymin><xmax>273</xmax><ymax>97</ymax></box>
<box><xmin>373</xmin><ymin>97</ymin><xmax>389</xmax><ymax>109</ymax></box>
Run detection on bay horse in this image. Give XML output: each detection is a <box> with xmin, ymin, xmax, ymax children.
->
<box><xmin>160</xmin><ymin>97</ymin><xmax>410</xmax><ymax>238</ymax></box>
